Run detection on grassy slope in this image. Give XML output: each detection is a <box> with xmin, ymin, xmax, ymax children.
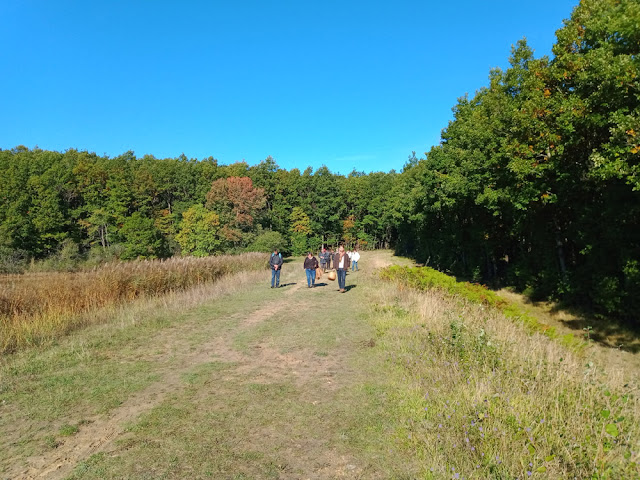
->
<box><xmin>1</xmin><ymin>251</ymin><xmax>638</xmax><ymax>479</ymax></box>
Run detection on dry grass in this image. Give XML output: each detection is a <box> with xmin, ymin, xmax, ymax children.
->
<box><xmin>372</xmin><ymin>272</ymin><xmax>640</xmax><ymax>479</ymax></box>
<box><xmin>0</xmin><ymin>253</ymin><xmax>267</xmax><ymax>354</ymax></box>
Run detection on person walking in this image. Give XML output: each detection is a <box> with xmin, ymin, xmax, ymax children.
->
<box><xmin>270</xmin><ymin>248</ymin><xmax>283</xmax><ymax>288</ymax></box>
<box><xmin>351</xmin><ymin>248</ymin><xmax>360</xmax><ymax>271</ymax></box>
<box><xmin>333</xmin><ymin>245</ymin><xmax>351</xmax><ymax>293</ymax></box>
<box><xmin>303</xmin><ymin>252</ymin><xmax>319</xmax><ymax>288</ymax></box>
<box><xmin>319</xmin><ymin>247</ymin><xmax>329</xmax><ymax>272</ymax></box>
<box><xmin>327</xmin><ymin>247</ymin><xmax>334</xmax><ymax>269</ymax></box>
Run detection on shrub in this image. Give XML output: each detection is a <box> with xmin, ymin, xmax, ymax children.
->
<box><xmin>380</xmin><ymin>265</ymin><xmax>583</xmax><ymax>349</ymax></box>
<box><xmin>0</xmin><ymin>246</ymin><xmax>29</xmax><ymax>274</ymax></box>
<box><xmin>290</xmin><ymin>233</ymin><xmax>308</xmax><ymax>256</ymax></box>
<box><xmin>29</xmin><ymin>239</ymin><xmax>83</xmax><ymax>272</ymax></box>
<box><xmin>246</xmin><ymin>230</ymin><xmax>286</xmax><ymax>253</ymax></box>
<box><xmin>85</xmin><ymin>244</ymin><xmax>125</xmax><ymax>267</ymax></box>
<box><xmin>120</xmin><ymin>213</ymin><xmax>169</xmax><ymax>260</ymax></box>
<box><xmin>175</xmin><ymin>205</ymin><xmax>222</xmax><ymax>257</ymax></box>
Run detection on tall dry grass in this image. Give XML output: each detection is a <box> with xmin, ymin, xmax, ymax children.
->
<box><xmin>374</xmin><ymin>268</ymin><xmax>639</xmax><ymax>479</ymax></box>
<box><xmin>0</xmin><ymin>253</ymin><xmax>267</xmax><ymax>354</ymax></box>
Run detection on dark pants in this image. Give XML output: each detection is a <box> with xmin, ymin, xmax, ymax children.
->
<box><xmin>337</xmin><ymin>269</ymin><xmax>347</xmax><ymax>290</ymax></box>
<box><xmin>271</xmin><ymin>268</ymin><xmax>280</xmax><ymax>287</ymax></box>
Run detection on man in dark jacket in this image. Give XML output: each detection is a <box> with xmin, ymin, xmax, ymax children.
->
<box><xmin>269</xmin><ymin>249</ymin><xmax>283</xmax><ymax>288</ymax></box>
<box><xmin>319</xmin><ymin>247</ymin><xmax>330</xmax><ymax>271</ymax></box>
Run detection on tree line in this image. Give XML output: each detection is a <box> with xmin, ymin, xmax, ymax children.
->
<box><xmin>1</xmin><ymin>0</ymin><xmax>638</xmax><ymax>320</ymax></box>
<box><xmin>0</xmin><ymin>148</ymin><xmax>397</xmax><ymax>262</ymax></box>
<box><xmin>394</xmin><ymin>0</ymin><xmax>639</xmax><ymax>319</ymax></box>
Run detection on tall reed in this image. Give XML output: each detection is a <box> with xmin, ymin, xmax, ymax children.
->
<box><xmin>0</xmin><ymin>253</ymin><xmax>267</xmax><ymax>354</ymax></box>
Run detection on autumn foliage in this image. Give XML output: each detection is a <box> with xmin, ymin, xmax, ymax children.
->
<box><xmin>206</xmin><ymin>177</ymin><xmax>266</xmax><ymax>245</ymax></box>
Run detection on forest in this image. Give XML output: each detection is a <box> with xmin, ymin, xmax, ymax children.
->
<box><xmin>1</xmin><ymin>0</ymin><xmax>638</xmax><ymax>321</ymax></box>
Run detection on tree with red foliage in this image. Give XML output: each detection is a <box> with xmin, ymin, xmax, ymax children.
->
<box><xmin>205</xmin><ymin>177</ymin><xmax>266</xmax><ymax>248</ymax></box>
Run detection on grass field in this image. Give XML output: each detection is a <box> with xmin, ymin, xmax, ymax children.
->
<box><xmin>1</xmin><ymin>251</ymin><xmax>638</xmax><ymax>479</ymax></box>
<box><xmin>0</xmin><ymin>253</ymin><xmax>266</xmax><ymax>354</ymax></box>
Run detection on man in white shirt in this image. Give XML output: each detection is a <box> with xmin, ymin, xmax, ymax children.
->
<box><xmin>351</xmin><ymin>249</ymin><xmax>360</xmax><ymax>271</ymax></box>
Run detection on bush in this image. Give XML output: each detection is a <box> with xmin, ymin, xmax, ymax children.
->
<box><xmin>85</xmin><ymin>244</ymin><xmax>125</xmax><ymax>267</ymax></box>
<box><xmin>591</xmin><ymin>276</ymin><xmax>622</xmax><ymax>315</ymax></box>
<box><xmin>120</xmin><ymin>213</ymin><xmax>169</xmax><ymax>260</ymax></box>
<box><xmin>380</xmin><ymin>265</ymin><xmax>583</xmax><ymax>349</ymax></box>
<box><xmin>0</xmin><ymin>246</ymin><xmax>29</xmax><ymax>274</ymax></box>
<box><xmin>356</xmin><ymin>232</ymin><xmax>373</xmax><ymax>250</ymax></box>
<box><xmin>246</xmin><ymin>230</ymin><xmax>286</xmax><ymax>253</ymax></box>
<box><xmin>307</xmin><ymin>236</ymin><xmax>323</xmax><ymax>253</ymax></box>
<box><xmin>29</xmin><ymin>239</ymin><xmax>83</xmax><ymax>272</ymax></box>
<box><xmin>290</xmin><ymin>233</ymin><xmax>308</xmax><ymax>256</ymax></box>
<box><xmin>175</xmin><ymin>205</ymin><xmax>222</xmax><ymax>257</ymax></box>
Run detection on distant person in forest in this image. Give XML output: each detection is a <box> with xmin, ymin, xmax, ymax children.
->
<box><xmin>270</xmin><ymin>248</ymin><xmax>283</xmax><ymax>288</ymax></box>
<box><xmin>333</xmin><ymin>245</ymin><xmax>351</xmax><ymax>293</ymax></box>
<box><xmin>303</xmin><ymin>252</ymin><xmax>319</xmax><ymax>288</ymax></box>
<box><xmin>319</xmin><ymin>247</ymin><xmax>330</xmax><ymax>272</ymax></box>
<box><xmin>327</xmin><ymin>247</ymin><xmax>334</xmax><ymax>269</ymax></box>
<box><xmin>351</xmin><ymin>248</ymin><xmax>360</xmax><ymax>271</ymax></box>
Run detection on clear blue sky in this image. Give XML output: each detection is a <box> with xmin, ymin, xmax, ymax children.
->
<box><xmin>0</xmin><ymin>0</ymin><xmax>578</xmax><ymax>175</ymax></box>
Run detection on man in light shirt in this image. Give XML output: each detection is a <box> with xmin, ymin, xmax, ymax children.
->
<box><xmin>351</xmin><ymin>248</ymin><xmax>360</xmax><ymax>271</ymax></box>
<box><xmin>333</xmin><ymin>245</ymin><xmax>351</xmax><ymax>293</ymax></box>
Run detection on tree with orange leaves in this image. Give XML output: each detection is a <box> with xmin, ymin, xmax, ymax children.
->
<box><xmin>205</xmin><ymin>177</ymin><xmax>266</xmax><ymax>248</ymax></box>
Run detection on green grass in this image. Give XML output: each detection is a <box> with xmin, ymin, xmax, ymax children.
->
<box><xmin>0</xmin><ymin>270</ymin><xmax>267</xmax><ymax>472</ymax></box>
<box><xmin>375</xmin><ymin>265</ymin><xmax>640</xmax><ymax>479</ymax></box>
<box><xmin>381</xmin><ymin>265</ymin><xmax>587</xmax><ymax>350</ymax></box>
<box><xmin>1</xmin><ymin>256</ymin><xmax>413</xmax><ymax>478</ymax></box>
<box><xmin>2</xmin><ymin>251</ymin><xmax>637</xmax><ymax>479</ymax></box>
<box><xmin>14</xmin><ymin>253</ymin><xmax>422</xmax><ymax>478</ymax></box>
<box><xmin>59</xmin><ymin>423</ymin><xmax>80</xmax><ymax>436</ymax></box>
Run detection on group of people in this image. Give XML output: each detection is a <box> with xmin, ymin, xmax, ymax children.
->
<box><xmin>318</xmin><ymin>247</ymin><xmax>360</xmax><ymax>271</ymax></box>
<box><xmin>269</xmin><ymin>246</ymin><xmax>361</xmax><ymax>293</ymax></box>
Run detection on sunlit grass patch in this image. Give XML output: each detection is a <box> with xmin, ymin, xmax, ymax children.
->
<box><xmin>375</xmin><ymin>272</ymin><xmax>639</xmax><ymax>479</ymax></box>
<box><xmin>58</xmin><ymin>423</ymin><xmax>79</xmax><ymax>436</ymax></box>
<box><xmin>381</xmin><ymin>265</ymin><xmax>586</xmax><ymax>350</ymax></box>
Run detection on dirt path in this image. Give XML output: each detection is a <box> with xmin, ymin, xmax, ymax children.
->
<box><xmin>4</xmin><ymin>254</ymin><xmax>399</xmax><ymax>479</ymax></box>
<box><xmin>4</xmin><ymin>252</ymin><xmax>637</xmax><ymax>479</ymax></box>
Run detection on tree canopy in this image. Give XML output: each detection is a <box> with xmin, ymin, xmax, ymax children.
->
<box><xmin>1</xmin><ymin>0</ymin><xmax>638</xmax><ymax>320</ymax></box>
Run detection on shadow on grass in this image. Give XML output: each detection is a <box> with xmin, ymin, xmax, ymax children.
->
<box><xmin>548</xmin><ymin>305</ymin><xmax>640</xmax><ymax>354</ymax></box>
<box><xmin>422</xmin><ymin>266</ymin><xmax>640</xmax><ymax>354</ymax></box>
<box><xmin>508</xmin><ymin>293</ymin><xmax>640</xmax><ymax>354</ymax></box>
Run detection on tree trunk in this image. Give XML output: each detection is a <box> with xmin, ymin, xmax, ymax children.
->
<box><xmin>556</xmin><ymin>234</ymin><xmax>567</xmax><ymax>275</ymax></box>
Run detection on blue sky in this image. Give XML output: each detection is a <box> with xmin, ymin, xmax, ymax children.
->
<box><xmin>0</xmin><ymin>1</ymin><xmax>578</xmax><ymax>175</ymax></box>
